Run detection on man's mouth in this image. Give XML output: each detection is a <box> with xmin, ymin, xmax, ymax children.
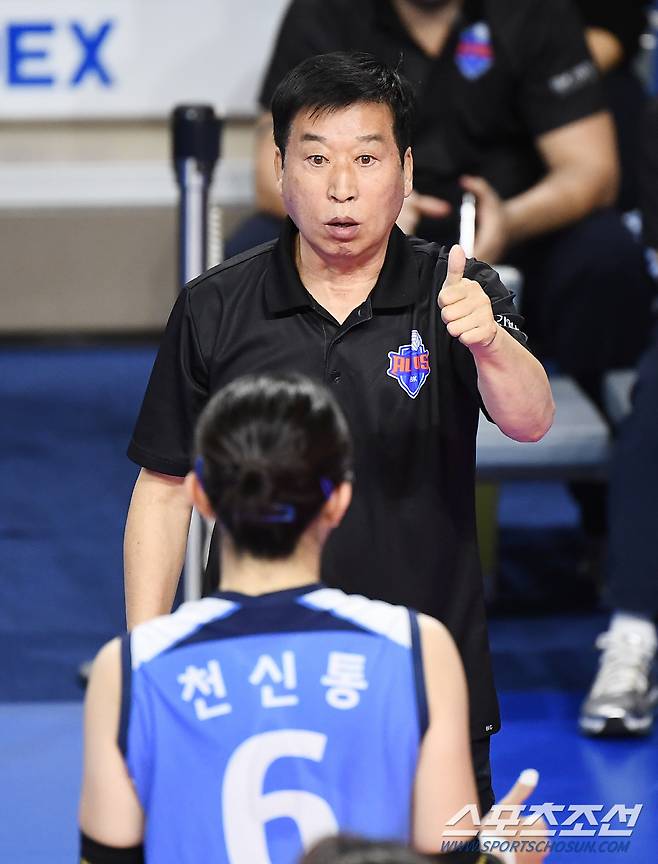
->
<box><xmin>326</xmin><ymin>217</ymin><xmax>359</xmax><ymax>227</ymax></box>
<box><xmin>325</xmin><ymin>217</ymin><xmax>360</xmax><ymax>240</ymax></box>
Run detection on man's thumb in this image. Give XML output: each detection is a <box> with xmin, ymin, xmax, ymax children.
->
<box><xmin>446</xmin><ymin>244</ymin><xmax>466</xmax><ymax>284</ymax></box>
<box><xmin>498</xmin><ymin>769</ymin><xmax>540</xmax><ymax>807</ymax></box>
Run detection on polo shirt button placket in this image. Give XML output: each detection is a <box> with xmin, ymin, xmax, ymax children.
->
<box><xmin>330</xmin><ymin>370</ymin><xmax>341</xmax><ymax>383</ymax></box>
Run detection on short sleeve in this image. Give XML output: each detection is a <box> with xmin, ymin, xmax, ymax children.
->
<box><xmin>258</xmin><ymin>0</ymin><xmax>347</xmax><ymax>109</ymax></box>
<box><xmin>509</xmin><ymin>0</ymin><xmax>606</xmax><ymax>136</ymax></box>
<box><xmin>474</xmin><ymin>262</ymin><xmax>528</xmax><ymax>347</ymax></box>
<box><xmin>127</xmin><ymin>288</ymin><xmax>210</xmax><ymax>477</ymax></box>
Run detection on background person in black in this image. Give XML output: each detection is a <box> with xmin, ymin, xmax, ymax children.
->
<box><xmin>575</xmin><ymin>0</ymin><xmax>650</xmax><ymax>212</ymax></box>
<box><xmin>227</xmin><ymin>0</ymin><xmax>654</xmax><ymax>409</ymax></box>
<box><xmin>579</xmin><ymin>98</ymin><xmax>658</xmax><ymax>738</ymax></box>
<box><xmin>124</xmin><ymin>53</ymin><xmax>554</xmax><ymax>814</ymax></box>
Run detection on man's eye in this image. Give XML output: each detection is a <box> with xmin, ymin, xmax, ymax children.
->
<box><xmin>358</xmin><ymin>155</ymin><xmax>375</xmax><ymax>165</ymax></box>
<box><xmin>308</xmin><ymin>155</ymin><xmax>326</xmax><ymax>165</ymax></box>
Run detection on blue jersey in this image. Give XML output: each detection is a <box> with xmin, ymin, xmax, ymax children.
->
<box><xmin>120</xmin><ymin>583</ymin><xmax>428</xmax><ymax>864</ymax></box>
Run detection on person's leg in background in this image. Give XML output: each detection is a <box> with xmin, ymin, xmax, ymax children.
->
<box><xmin>580</xmin><ymin>326</ymin><xmax>658</xmax><ymax>735</ymax></box>
<box><xmin>507</xmin><ymin>208</ymin><xmax>656</xmax><ymax>567</ymax></box>
<box><xmin>509</xmin><ymin>208</ymin><xmax>654</xmax><ymax>407</ymax></box>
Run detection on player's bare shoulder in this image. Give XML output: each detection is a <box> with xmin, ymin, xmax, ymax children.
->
<box><xmin>417</xmin><ymin>613</ymin><xmax>466</xmax><ymax>691</ymax></box>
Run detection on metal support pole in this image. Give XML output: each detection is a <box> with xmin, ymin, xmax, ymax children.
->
<box><xmin>172</xmin><ymin>105</ymin><xmax>221</xmax><ymax>603</ymax></box>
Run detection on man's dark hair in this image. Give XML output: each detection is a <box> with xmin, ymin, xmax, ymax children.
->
<box><xmin>194</xmin><ymin>374</ymin><xmax>353</xmax><ymax>560</ymax></box>
<box><xmin>301</xmin><ymin>834</ymin><xmax>487</xmax><ymax>864</ymax></box>
<box><xmin>271</xmin><ymin>51</ymin><xmax>415</xmax><ymax>164</ymax></box>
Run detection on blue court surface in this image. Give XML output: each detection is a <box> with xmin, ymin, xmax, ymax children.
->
<box><xmin>1</xmin><ymin>347</ymin><xmax>656</xmax><ymax>863</ymax></box>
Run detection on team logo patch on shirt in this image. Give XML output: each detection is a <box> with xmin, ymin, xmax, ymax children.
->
<box><xmin>387</xmin><ymin>330</ymin><xmax>431</xmax><ymax>399</ymax></box>
<box><xmin>455</xmin><ymin>22</ymin><xmax>494</xmax><ymax>80</ymax></box>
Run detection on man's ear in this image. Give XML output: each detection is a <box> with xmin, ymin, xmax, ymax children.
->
<box><xmin>323</xmin><ymin>481</ymin><xmax>353</xmax><ymax>528</ymax></box>
<box><xmin>274</xmin><ymin>146</ymin><xmax>284</xmax><ymax>194</ymax></box>
<box><xmin>184</xmin><ymin>471</ymin><xmax>215</xmax><ymax>519</ymax></box>
<box><xmin>403</xmin><ymin>146</ymin><xmax>413</xmax><ymax>198</ymax></box>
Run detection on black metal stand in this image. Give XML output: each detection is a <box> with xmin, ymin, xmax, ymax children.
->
<box><xmin>172</xmin><ymin>105</ymin><xmax>221</xmax><ymax>602</ymax></box>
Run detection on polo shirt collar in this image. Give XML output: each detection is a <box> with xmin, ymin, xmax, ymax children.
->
<box><xmin>266</xmin><ymin>217</ymin><xmax>423</xmax><ymax>315</ymax></box>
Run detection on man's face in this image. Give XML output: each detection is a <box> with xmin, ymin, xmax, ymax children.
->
<box><xmin>275</xmin><ymin>102</ymin><xmax>413</xmax><ymax>266</ymax></box>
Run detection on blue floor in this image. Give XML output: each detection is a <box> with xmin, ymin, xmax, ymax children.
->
<box><xmin>0</xmin><ymin>703</ymin><xmax>82</xmax><ymax>863</ymax></box>
<box><xmin>1</xmin><ymin>347</ymin><xmax>147</xmax><ymax>701</ymax></box>
<box><xmin>492</xmin><ymin>691</ymin><xmax>658</xmax><ymax>862</ymax></box>
<box><xmin>1</xmin><ymin>347</ymin><xmax>656</xmax><ymax>862</ymax></box>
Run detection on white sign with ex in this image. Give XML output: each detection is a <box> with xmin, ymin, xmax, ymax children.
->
<box><xmin>0</xmin><ymin>0</ymin><xmax>287</xmax><ymax>119</ymax></box>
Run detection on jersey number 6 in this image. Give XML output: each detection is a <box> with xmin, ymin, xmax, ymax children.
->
<box><xmin>222</xmin><ymin>728</ymin><xmax>339</xmax><ymax>862</ymax></box>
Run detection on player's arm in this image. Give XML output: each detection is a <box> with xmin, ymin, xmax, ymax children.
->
<box><xmin>471</xmin><ymin>325</ymin><xmax>555</xmax><ymax>443</ymax></box>
<box><xmin>412</xmin><ymin>614</ymin><xmax>480</xmax><ymax>852</ymax></box>
<box><xmin>79</xmin><ymin>639</ymin><xmax>145</xmax><ymax>861</ymax></box>
<box><xmin>124</xmin><ymin>468</ymin><xmax>192</xmax><ymax>629</ymax></box>
<box><xmin>413</xmin><ymin>616</ymin><xmax>549</xmax><ymax>864</ymax></box>
<box><xmin>439</xmin><ymin>246</ymin><xmax>555</xmax><ymax>442</ymax></box>
<box><xmin>255</xmin><ymin>111</ymin><xmax>288</xmax><ymax>218</ymax></box>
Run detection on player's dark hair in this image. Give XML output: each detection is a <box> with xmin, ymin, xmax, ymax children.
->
<box><xmin>301</xmin><ymin>835</ymin><xmax>434</xmax><ymax>864</ymax></box>
<box><xmin>271</xmin><ymin>51</ymin><xmax>415</xmax><ymax>164</ymax></box>
<box><xmin>194</xmin><ymin>374</ymin><xmax>353</xmax><ymax>560</ymax></box>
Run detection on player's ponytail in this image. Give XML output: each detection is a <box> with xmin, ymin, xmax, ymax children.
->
<box><xmin>194</xmin><ymin>374</ymin><xmax>353</xmax><ymax>558</ymax></box>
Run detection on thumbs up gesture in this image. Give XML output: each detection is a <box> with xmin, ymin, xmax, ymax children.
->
<box><xmin>438</xmin><ymin>244</ymin><xmax>498</xmax><ymax>353</ymax></box>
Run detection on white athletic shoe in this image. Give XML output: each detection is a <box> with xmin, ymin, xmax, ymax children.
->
<box><xmin>579</xmin><ymin>629</ymin><xmax>658</xmax><ymax>736</ymax></box>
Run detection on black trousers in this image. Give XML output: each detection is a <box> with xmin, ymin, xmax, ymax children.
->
<box><xmin>509</xmin><ymin>208</ymin><xmax>655</xmax><ymax>537</ymax></box>
<box><xmin>605</xmin><ymin>322</ymin><xmax>658</xmax><ymax>617</ymax></box>
<box><xmin>506</xmin><ymin>208</ymin><xmax>654</xmax><ymax>407</ymax></box>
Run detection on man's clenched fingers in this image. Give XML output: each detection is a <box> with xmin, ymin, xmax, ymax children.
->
<box><xmin>440</xmin><ymin>295</ymin><xmax>483</xmax><ymax>323</ymax></box>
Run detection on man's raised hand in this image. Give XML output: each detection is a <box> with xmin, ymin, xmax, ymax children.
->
<box><xmin>438</xmin><ymin>244</ymin><xmax>498</xmax><ymax>353</ymax></box>
<box><xmin>396</xmin><ymin>191</ymin><xmax>451</xmax><ymax>236</ymax></box>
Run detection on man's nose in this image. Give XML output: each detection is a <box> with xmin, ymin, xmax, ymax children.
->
<box><xmin>327</xmin><ymin>163</ymin><xmax>357</xmax><ymax>202</ymax></box>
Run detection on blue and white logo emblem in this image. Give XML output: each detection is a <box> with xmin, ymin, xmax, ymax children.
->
<box><xmin>387</xmin><ymin>329</ymin><xmax>431</xmax><ymax>399</ymax></box>
<box><xmin>455</xmin><ymin>22</ymin><xmax>494</xmax><ymax>81</ymax></box>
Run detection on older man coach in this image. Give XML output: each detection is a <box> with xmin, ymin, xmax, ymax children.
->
<box><xmin>124</xmin><ymin>52</ymin><xmax>554</xmax><ymax>813</ymax></box>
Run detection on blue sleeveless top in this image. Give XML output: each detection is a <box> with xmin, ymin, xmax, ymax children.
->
<box><xmin>120</xmin><ymin>583</ymin><xmax>428</xmax><ymax>863</ymax></box>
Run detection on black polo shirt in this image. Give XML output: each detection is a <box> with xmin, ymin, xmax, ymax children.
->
<box><xmin>259</xmin><ymin>0</ymin><xmax>606</xmax><ymax>242</ymax></box>
<box><xmin>128</xmin><ymin>219</ymin><xmax>528</xmax><ymax>737</ymax></box>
